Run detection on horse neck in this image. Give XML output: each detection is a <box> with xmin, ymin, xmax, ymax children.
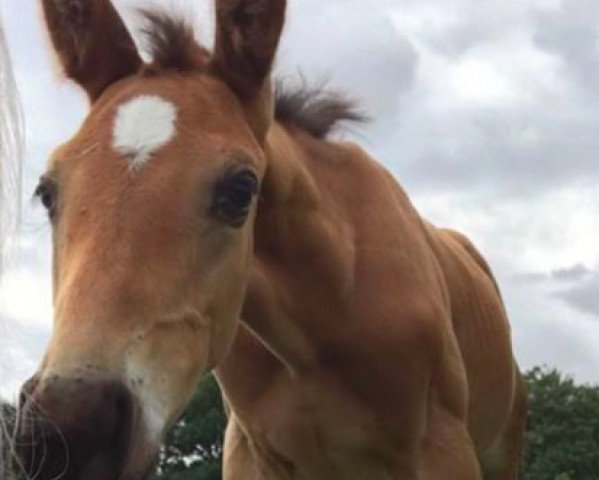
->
<box><xmin>241</xmin><ymin>124</ymin><xmax>356</xmax><ymax>370</ymax></box>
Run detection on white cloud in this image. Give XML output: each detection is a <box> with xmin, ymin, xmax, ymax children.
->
<box><xmin>0</xmin><ymin>263</ymin><xmax>52</xmax><ymax>331</ymax></box>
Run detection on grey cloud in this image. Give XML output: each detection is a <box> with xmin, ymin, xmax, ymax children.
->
<box><xmin>557</xmin><ymin>272</ymin><xmax>599</xmax><ymax>318</ymax></box>
<box><xmin>552</xmin><ymin>263</ymin><xmax>591</xmax><ymax>282</ymax></box>
<box><xmin>532</xmin><ymin>0</ymin><xmax>599</xmax><ymax>94</ymax></box>
<box><xmin>418</xmin><ymin>3</ymin><xmax>520</xmax><ymax>59</ymax></box>
<box><xmin>382</xmin><ymin>78</ymin><xmax>599</xmax><ymax>199</ymax></box>
<box><xmin>512</xmin><ymin>271</ymin><xmax>548</xmax><ymax>284</ymax></box>
<box><xmin>512</xmin><ymin>264</ymin><xmax>592</xmax><ymax>285</ymax></box>
<box><xmin>502</xmin><ymin>278</ymin><xmax>599</xmax><ymax>383</ymax></box>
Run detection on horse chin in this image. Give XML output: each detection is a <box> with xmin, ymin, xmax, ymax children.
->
<box><xmin>118</xmin><ymin>448</ymin><xmax>159</xmax><ymax>480</ymax></box>
<box><xmin>124</xmin><ymin>461</ymin><xmax>159</xmax><ymax>480</ymax></box>
<box><xmin>118</xmin><ymin>433</ymin><xmax>162</xmax><ymax>480</ymax></box>
<box><xmin>119</xmin><ymin>455</ymin><xmax>160</xmax><ymax>480</ymax></box>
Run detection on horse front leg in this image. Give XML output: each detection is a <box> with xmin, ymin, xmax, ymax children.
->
<box><xmin>223</xmin><ymin>416</ymin><xmax>266</xmax><ymax>480</ymax></box>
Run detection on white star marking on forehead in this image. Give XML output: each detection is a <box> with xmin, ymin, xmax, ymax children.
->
<box><xmin>113</xmin><ymin>95</ymin><xmax>177</xmax><ymax>172</ymax></box>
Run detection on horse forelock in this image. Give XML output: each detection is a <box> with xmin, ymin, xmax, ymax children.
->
<box><xmin>139</xmin><ymin>8</ymin><xmax>210</xmax><ymax>73</ymax></box>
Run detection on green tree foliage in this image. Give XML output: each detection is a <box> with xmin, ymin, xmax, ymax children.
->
<box><xmin>523</xmin><ymin>367</ymin><xmax>599</xmax><ymax>480</ymax></box>
<box><xmin>156</xmin><ymin>374</ymin><xmax>227</xmax><ymax>480</ymax></box>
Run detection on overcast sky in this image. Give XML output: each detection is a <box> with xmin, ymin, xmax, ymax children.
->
<box><xmin>1</xmin><ymin>0</ymin><xmax>599</xmax><ymax>400</ymax></box>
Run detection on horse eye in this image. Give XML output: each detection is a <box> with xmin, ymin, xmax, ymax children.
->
<box><xmin>34</xmin><ymin>179</ymin><xmax>58</xmax><ymax>218</ymax></box>
<box><xmin>212</xmin><ymin>168</ymin><xmax>260</xmax><ymax>227</ymax></box>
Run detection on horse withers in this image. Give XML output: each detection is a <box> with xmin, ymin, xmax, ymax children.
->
<box><xmin>16</xmin><ymin>1</ymin><xmax>526</xmax><ymax>479</ymax></box>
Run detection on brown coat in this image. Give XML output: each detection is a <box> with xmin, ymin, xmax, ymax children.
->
<box><xmin>217</xmin><ymin>125</ymin><xmax>527</xmax><ymax>479</ymax></box>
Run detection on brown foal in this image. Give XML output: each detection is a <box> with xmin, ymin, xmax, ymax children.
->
<box><xmin>15</xmin><ymin>1</ymin><xmax>526</xmax><ymax>479</ymax></box>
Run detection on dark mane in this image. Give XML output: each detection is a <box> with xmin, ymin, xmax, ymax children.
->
<box><xmin>275</xmin><ymin>81</ymin><xmax>367</xmax><ymax>139</ymax></box>
<box><xmin>139</xmin><ymin>9</ymin><xmax>208</xmax><ymax>72</ymax></box>
<box><xmin>138</xmin><ymin>10</ymin><xmax>366</xmax><ymax>139</ymax></box>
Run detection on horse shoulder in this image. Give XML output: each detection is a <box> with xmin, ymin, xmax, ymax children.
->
<box><xmin>426</xmin><ymin>225</ymin><xmax>519</xmax><ymax>451</ymax></box>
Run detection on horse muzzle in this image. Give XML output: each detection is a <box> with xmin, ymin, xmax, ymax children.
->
<box><xmin>14</xmin><ymin>373</ymin><xmax>137</xmax><ymax>480</ymax></box>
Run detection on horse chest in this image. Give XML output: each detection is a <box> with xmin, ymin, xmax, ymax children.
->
<box><xmin>242</xmin><ymin>372</ymin><xmax>418</xmax><ymax>480</ymax></box>
<box><xmin>230</xmin><ymin>252</ymin><xmax>447</xmax><ymax>478</ymax></box>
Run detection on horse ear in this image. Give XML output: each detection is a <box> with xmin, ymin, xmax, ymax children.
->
<box><xmin>41</xmin><ymin>0</ymin><xmax>142</xmax><ymax>102</ymax></box>
<box><xmin>212</xmin><ymin>0</ymin><xmax>286</xmax><ymax>143</ymax></box>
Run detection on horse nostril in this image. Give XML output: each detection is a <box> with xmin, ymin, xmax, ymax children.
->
<box><xmin>96</xmin><ymin>380</ymin><xmax>135</xmax><ymax>445</ymax></box>
<box><xmin>15</xmin><ymin>376</ymin><xmax>135</xmax><ymax>480</ymax></box>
